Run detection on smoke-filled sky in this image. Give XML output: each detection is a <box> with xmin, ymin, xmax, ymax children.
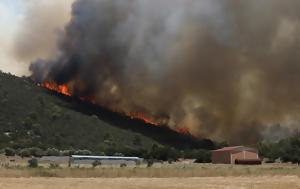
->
<box><xmin>0</xmin><ymin>0</ymin><xmax>74</xmax><ymax>75</ymax></box>
<box><xmin>2</xmin><ymin>0</ymin><xmax>300</xmax><ymax>144</ymax></box>
<box><xmin>0</xmin><ymin>0</ymin><xmax>26</xmax><ymax>75</ymax></box>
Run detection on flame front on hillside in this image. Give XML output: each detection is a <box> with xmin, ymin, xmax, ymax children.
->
<box><xmin>125</xmin><ymin>112</ymin><xmax>160</xmax><ymax>126</ymax></box>
<box><xmin>39</xmin><ymin>82</ymin><xmax>191</xmax><ymax>134</ymax></box>
<box><xmin>41</xmin><ymin>82</ymin><xmax>71</xmax><ymax>96</ymax></box>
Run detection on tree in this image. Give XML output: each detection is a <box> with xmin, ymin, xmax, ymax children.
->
<box><xmin>19</xmin><ymin>148</ymin><xmax>31</xmax><ymax>158</ymax></box>
<box><xmin>46</xmin><ymin>148</ymin><xmax>60</xmax><ymax>156</ymax></box>
<box><xmin>193</xmin><ymin>150</ymin><xmax>211</xmax><ymax>163</ymax></box>
<box><xmin>147</xmin><ymin>145</ymin><xmax>179</xmax><ymax>162</ymax></box>
<box><xmin>146</xmin><ymin>159</ymin><xmax>154</xmax><ymax>167</ymax></box>
<box><xmin>280</xmin><ymin>137</ymin><xmax>300</xmax><ymax>164</ymax></box>
<box><xmin>257</xmin><ymin>141</ymin><xmax>281</xmax><ymax>161</ymax></box>
<box><xmin>22</xmin><ymin>117</ymin><xmax>34</xmax><ymax>129</ymax></box>
<box><xmin>61</xmin><ymin>150</ymin><xmax>75</xmax><ymax>156</ymax></box>
<box><xmin>113</xmin><ymin>152</ymin><xmax>124</xmax><ymax>157</ymax></box>
<box><xmin>28</xmin><ymin>158</ymin><xmax>38</xmax><ymax>168</ymax></box>
<box><xmin>50</xmin><ymin>105</ymin><xmax>63</xmax><ymax>120</ymax></box>
<box><xmin>30</xmin><ymin>147</ymin><xmax>44</xmax><ymax>157</ymax></box>
<box><xmin>258</xmin><ymin>137</ymin><xmax>300</xmax><ymax>164</ymax></box>
<box><xmin>75</xmin><ymin>149</ymin><xmax>92</xmax><ymax>155</ymax></box>
<box><xmin>133</xmin><ymin>135</ymin><xmax>142</xmax><ymax>146</ymax></box>
<box><xmin>5</xmin><ymin>148</ymin><xmax>15</xmax><ymax>156</ymax></box>
<box><xmin>104</xmin><ymin>133</ymin><xmax>111</xmax><ymax>141</ymax></box>
<box><xmin>184</xmin><ymin>149</ymin><xmax>211</xmax><ymax>163</ymax></box>
<box><xmin>37</xmin><ymin>95</ymin><xmax>45</xmax><ymax>108</ymax></box>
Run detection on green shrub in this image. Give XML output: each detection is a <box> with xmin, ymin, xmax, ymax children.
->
<box><xmin>92</xmin><ymin>160</ymin><xmax>102</xmax><ymax>168</ymax></box>
<box><xmin>50</xmin><ymin>163</ymin><xmax>59</xmax><ymax>168</ymax></box>
<box><xmin>96</xmin><ymin>151</ymin><xmax>105</xmax><ymax>156</ymax></box>
<box><xmin>50</xmin><ymin>105</ymin><xmax>63</xmax><ymax>120</ymax></box>
<box><xmin>19</xmin><ymin>148</ymin><xmax>31</xmax><ymax>158</ymax></box>
<box><xmin>46</xmin><ymin>148</ymin><xmax>60</xmax><ymax>156</ymax></box>
<box><xmin>28</xmin><ymin>158</ymin><xmax>38</xmax><ymax>168</ymax></box>
<box><xmin>5</xmin><ymin>147</ymin><xmax>15</xmax><ymax>156</ymax></box>
<box><xmin>75</xmin><ymin>150</ymin><xmax>92</xmax><ymax>155</ymax></box>
<box><xmin>133</xmin><ymin>135</ymin><xmax>142</xmax><ymax>146</ymax></box>
<box><xmin>194</xmin><ymin>151</ymin><xmax>211</xmax><ymax>163</ymax></box>
<box><xmin>113</xmin><ymin>152</ymin><xmax>124</xmax><ymax>157</ymax></box>
<box><xmin>30</xmin><ymin>147</ymin><xmax>44</xmax><ymax>157</ymax></box>
<box><xmin>146</xmin><ymin>159</ymin><xmax>154</xmax><ymax>167</ymax></box>
<box><xmin>120</xmin><ymin>163</ymin><xmax>127</xmax><ymax>168</ymax></box>
<box><xmin>147</xmin><ymin>145</ymin><xmax>179</xmax><ymax>161</ymax></box>
<box><xmin>61</xmin><ymin>150</ymin><xmax>75</xmax><ymax>156</ymax></box>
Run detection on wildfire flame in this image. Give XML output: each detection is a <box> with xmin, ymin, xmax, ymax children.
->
<box><xmin>40</xmin><ymin>82</ymin><xmax>159</xmax><ymax>125</ymax></box>
<box><xmin>41</xmin><ymin>82</ymin><xmax>71</xmax><ymax>96</ymax></box>
<box><xmin>125</xmin><ymin>112</ymin><xmax>160</xmax><ymax>126</ymax></box>
<box><xmin>39</xmin><ymin>81</ymin><xmax>189</xmax><ymax>135</ymax></box>
<box><xmin>176</xmin><ymin>127</ymin><xmax>190</xmax><ymax>135</ymax></box>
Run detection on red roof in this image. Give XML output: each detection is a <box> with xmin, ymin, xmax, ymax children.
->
<box><xmin>213</xmin><ymin>146</ymin><xmax>243</xmax><ymax>152</ymax></box>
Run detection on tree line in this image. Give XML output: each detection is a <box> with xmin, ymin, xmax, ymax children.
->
<box><xmin>1</xmin><ymin>144</ymin><xmax>212</xmax><ymax>163</ymax></box>
<box><xmin>258</xmin><ymin>136</ymin><xmax>300</xmax><ymax>164</ymax></box>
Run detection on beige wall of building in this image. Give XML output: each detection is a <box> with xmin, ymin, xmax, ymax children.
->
<box><xmin>212</xmin><ymin>146</ymin><xmax>259</xmax><ymax>164</ymax></box>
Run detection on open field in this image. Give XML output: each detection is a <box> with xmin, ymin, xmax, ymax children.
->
<box><xmin>0</xmin><ymin>163</ymin><xmax>300</xmax><ymax>178</ymax></box>
<box><xmin>0</xmin><ymin>176</ymin><xmax>299</xmax><ymax>189</ymax></box>
<box><xmin>0</xmin><ymin>164</ymin><xmax>300</xmax><ymax>188</ymax></box>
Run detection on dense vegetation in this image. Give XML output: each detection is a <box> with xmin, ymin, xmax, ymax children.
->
<box><xmin>258</xmin><ymin>136</ymin><xmax>300</xmax><ymax>164</ymax></box>
<box><xmin>0</xmin><ymin>71</ymin><xmax>214</xmax><ymax>161</ymax></box>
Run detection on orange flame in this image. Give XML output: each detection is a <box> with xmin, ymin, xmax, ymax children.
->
<box><xmin>176</xmin><ymin>127</ymin><xmax>190</xmax><ymax>135</ymax></box>
<box><xmin>39</xmin><ymin>82</ymin><xmax>189</xmax><ymax>135</ymax></box>
<box><xmin>40</xmin><ymin>82</ymin><xmax>158</xmax><ymax>125</ymax></box>
<box><xmin>126</xmin><ymin>112</ymin><xmax>160</xmax><ymax>126</ymax></box>
<box><xmin>41</xmin><ymin>82</ymin><xmax>71</xmax><ymax>96</ymax></box>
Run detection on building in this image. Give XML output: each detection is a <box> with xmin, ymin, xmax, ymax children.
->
<box><xmin>211</xmin><ymin>146</ymin><xmax>260</xmax><ymax>164</ymax></box>
<box><xmin>70</xmin><ymin>155</ymin><xmax>143</xmax><ymax>166</ymax></box>
<box><xmin>39</xmin><ymin>155</ymin><xmax>143</xmax><ymax>167</ymax></box>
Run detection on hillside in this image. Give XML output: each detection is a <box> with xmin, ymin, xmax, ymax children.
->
<box><xmin>0</xmin><ymin>71</ymin><xmax>214</xmax><ymax>155</ymax></box>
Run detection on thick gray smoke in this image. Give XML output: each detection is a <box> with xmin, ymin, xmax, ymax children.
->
<box><xmin>30</xmin><ymin>0</ymin><xmax>300</xmax><ymax>144</ymax></box>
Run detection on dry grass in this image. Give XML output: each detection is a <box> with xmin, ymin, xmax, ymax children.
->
<box><xmin>0</xmin><ymin>176</ymin><xmax>299</xmax><ymax>189</ymax></box>
<box><xmin>0</xmin><ymin>163</ymin><xmax>300</xmax><ymax>178</ymax></box>
<box><xmin>0</xmin><ymin>164</ymin><xmax>300</xmax><ymax>189</ymax></box>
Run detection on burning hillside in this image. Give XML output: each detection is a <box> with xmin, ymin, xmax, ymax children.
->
<box><xmin>40</xmin><ymin>81</ymin><xmax>163</xmax><ymax>127</ymax></box>
<box><xmin>39</xmin><ymin>80</ymin><xmax>194</xmax><ymax>135</ymax></box>
<box><xmin>40</xmin><ymin>82</ymin><xmax>71</xmax><ymax>96</ymax></box>
<box><xmin>26</xmin><ymin>0</ymin><xmax>300</xmax><ymax>143</ymax></box>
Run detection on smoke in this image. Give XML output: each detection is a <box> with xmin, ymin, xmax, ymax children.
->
<box><xmin>0</xmin><ymin>0</ymin><xmax>28</xmax><ymax>76</ymax></box>
<box><xmin>12</xmin><ymin>0</ymin><xmax>74</xmax><ymax>70</ymax></box>
<box><xmin>29</xmin><ymin>0</ymin><xmax>300</xmax><ymax>144</ymax></box>
<box><xmin>0</xmin><ymin>0</ymin><xmax>73</xmax><ymax>76</ymax></box>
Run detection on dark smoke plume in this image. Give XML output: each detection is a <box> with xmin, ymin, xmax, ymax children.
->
<box><xmin>30</xmin><ymin>0</ymin><xmax>300</xmax><ymax>144</ymax></box>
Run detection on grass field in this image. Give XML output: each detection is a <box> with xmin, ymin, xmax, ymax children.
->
<box><xmin>0</xmin><ymin>176</ymin><xmax>299</xmax><ymax>189</ymax></box>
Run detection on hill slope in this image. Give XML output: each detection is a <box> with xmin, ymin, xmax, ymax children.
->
<box><xmin>0</xmin><ymin>71</ymin><xmax>214</xmax><ymax>154</ymax></box>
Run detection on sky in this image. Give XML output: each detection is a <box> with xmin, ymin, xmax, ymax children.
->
<box><xmin>0</xmin><ymin>0</ymin><xmax>73</xmax><ymax>76</ymax></box>
<box><xmin>0</xmin><ymin>0</ymin><xmax>27</xmax><ymax>75</ymax></box>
